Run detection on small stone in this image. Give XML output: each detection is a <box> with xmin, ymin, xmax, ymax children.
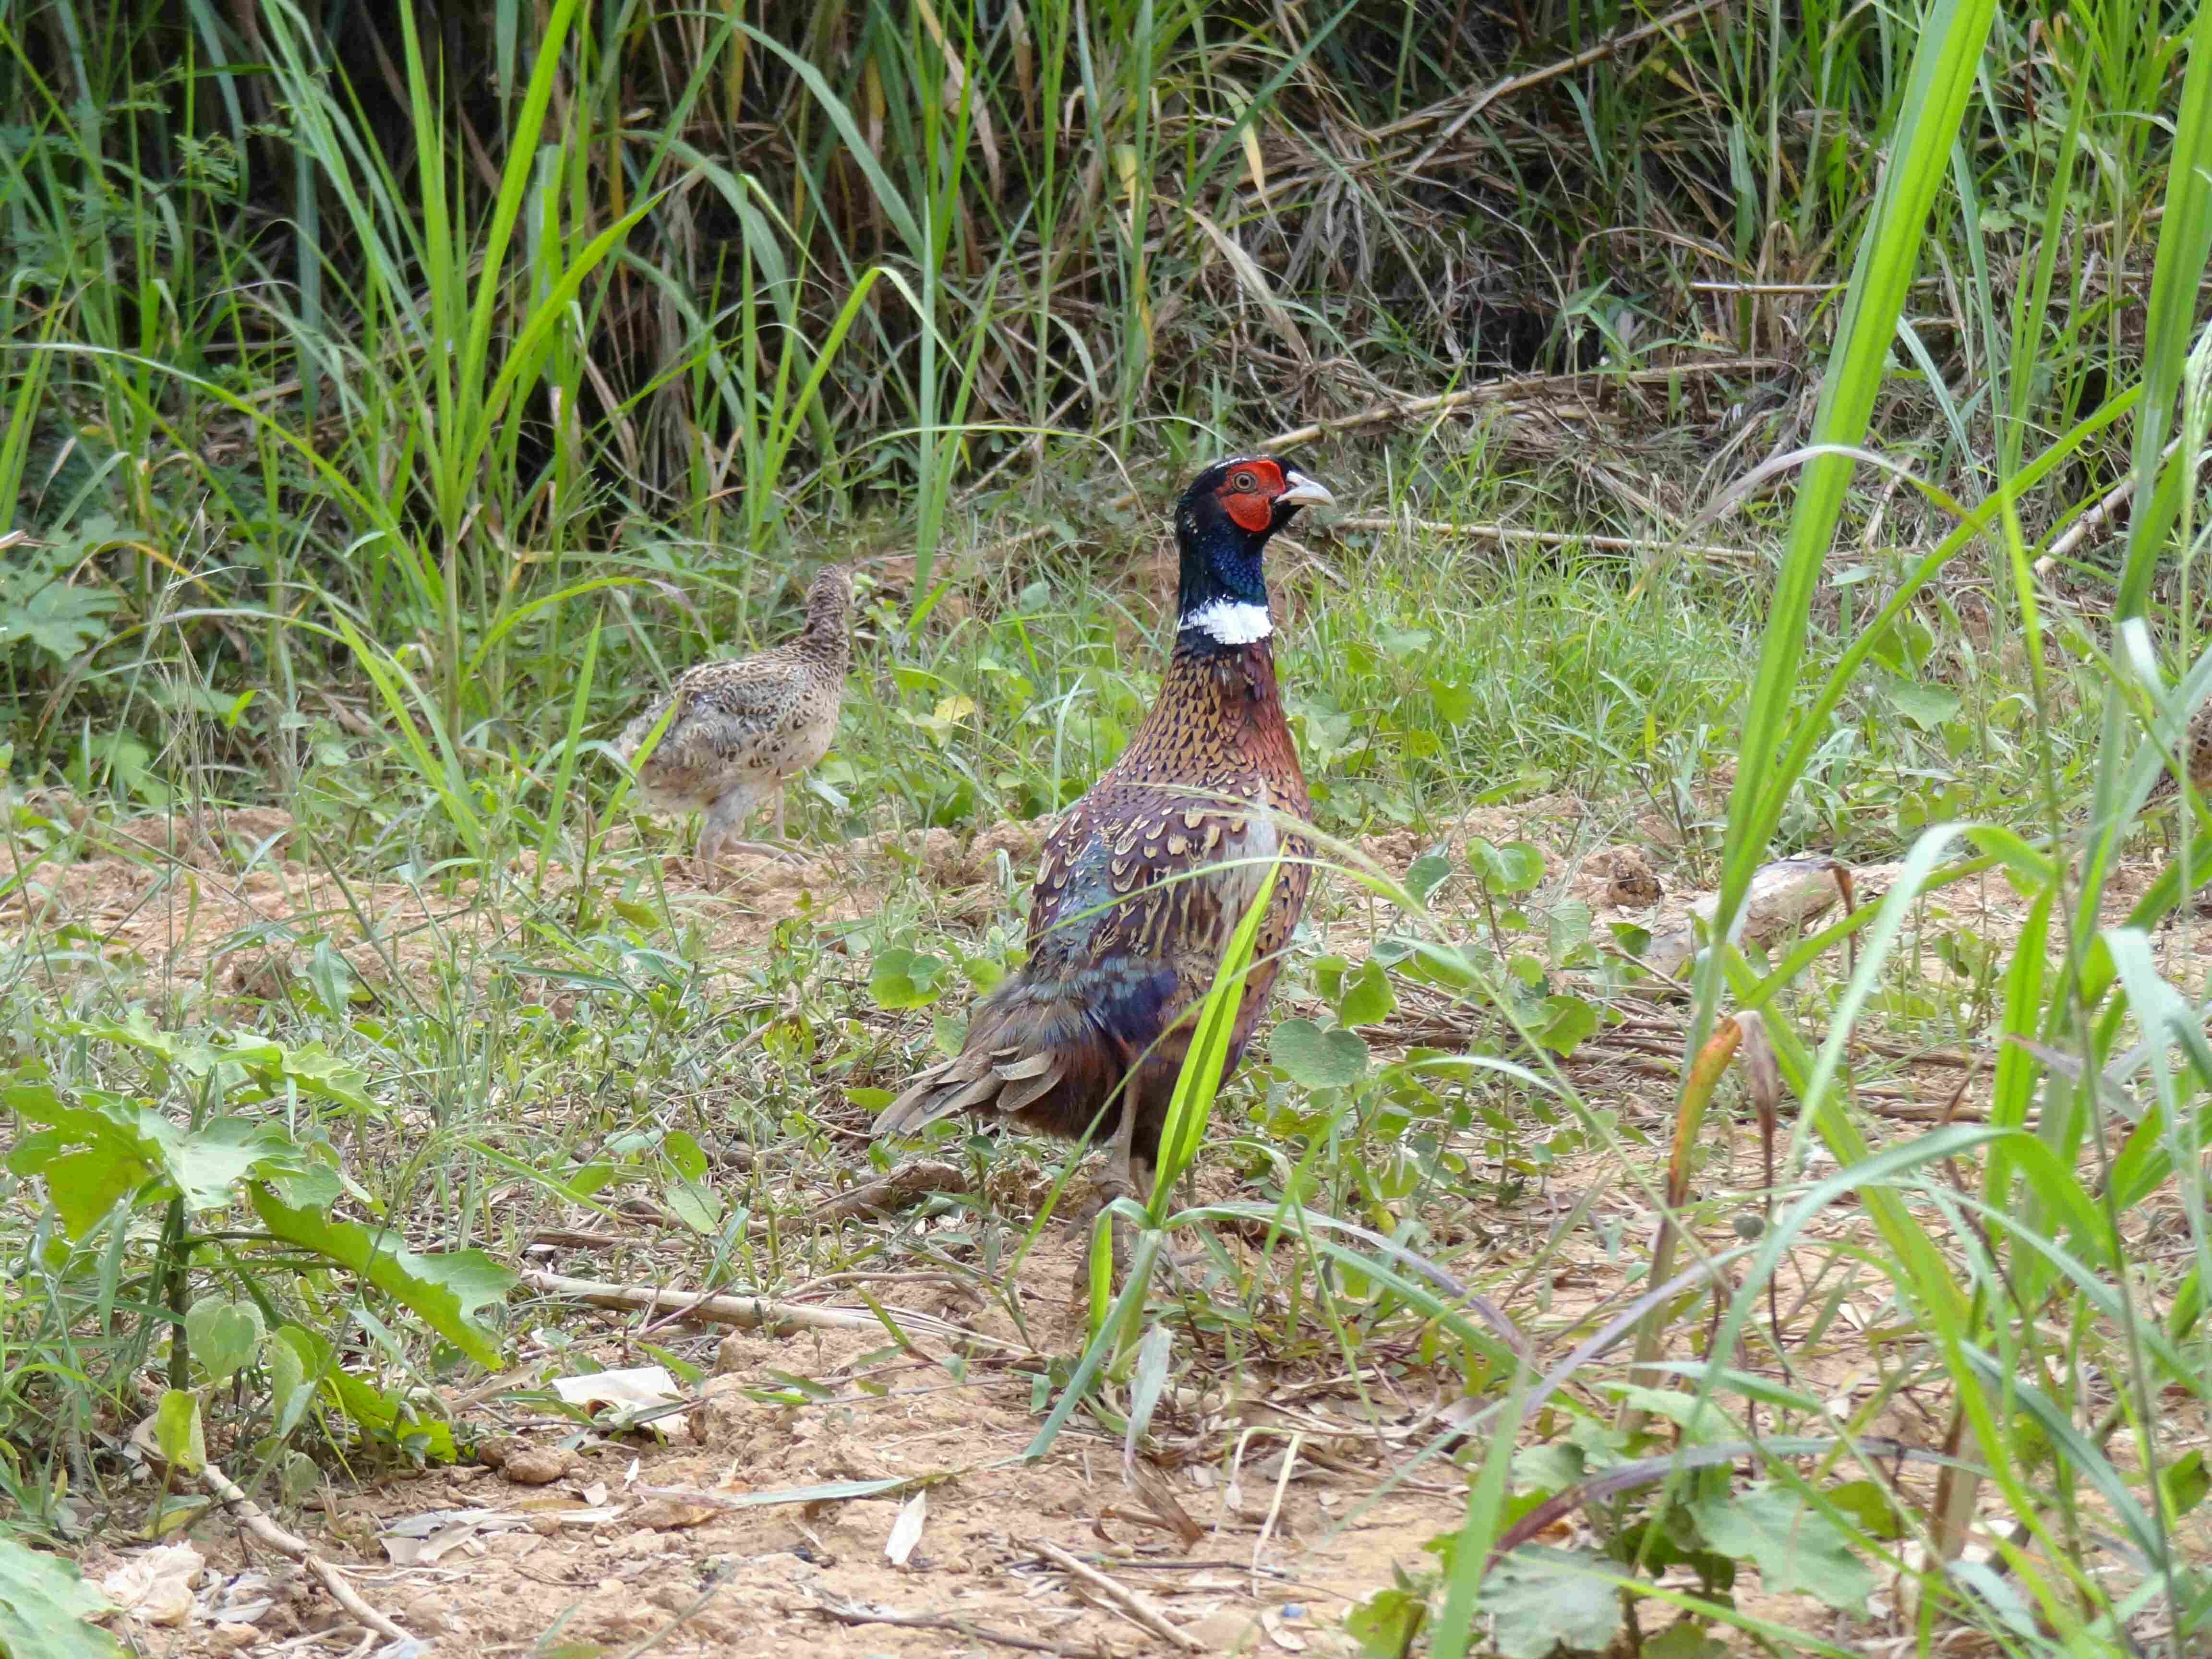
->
<box><xmin>1185</xmin><ymin>1610</ymin><xmax>1264</xmax><ymax>1652</ymax></box>
<box><xmin>501</xmin><ymin>1446</ymin><xmax>573</xmax><ymax>1486</ymax></box>
<box><xmin>209</xmin><ymin>1623</ymin><xmax>261</xmax><ymax>1653</ymax></box>
<box><xmin>1604</xmin><ymin>845</ymin><xmax>1663</xmax><ymax>906</ymax></box>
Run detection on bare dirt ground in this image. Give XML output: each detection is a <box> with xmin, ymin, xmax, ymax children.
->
<box><xmin>11</xmin><ymin>800</ymin><xmax>2212</xmax><ymax>1655</ymax></box>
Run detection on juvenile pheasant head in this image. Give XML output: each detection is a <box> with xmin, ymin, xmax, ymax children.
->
<box><xmin>805</xmin><ymin>564</ymin><xmax>854</xmax><ymax>630</ymax></box>
<box><xmin>1172</xmin><ymin>455</ymin><xmax>1332</xmax><ymax>647</ymax></box>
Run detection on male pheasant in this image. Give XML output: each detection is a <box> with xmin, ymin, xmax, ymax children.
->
<box><xmin>615</xmin><ymin>565</ymin><xmax>853</xmax><ymax>880</ymax></box>
<box><xmin>876</xmin><ymin>456</ymin><xmax>1331</xmax><ymax>1206</ymax></box>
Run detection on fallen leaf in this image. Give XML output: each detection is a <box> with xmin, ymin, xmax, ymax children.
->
<box><xmin>885</xmin><ymin>1490</ymin><xmax>928</xmax><ymax>1567</ymax></box>
<box><xmin>553</xmin><ymin>1366</ymin><xmax>689</xmax><ymax>1436</ymax></box>
<box><xmin>100</xmin><ymin>1542</ymin><xmax>202</xmax><ymax>1626</ymax></box>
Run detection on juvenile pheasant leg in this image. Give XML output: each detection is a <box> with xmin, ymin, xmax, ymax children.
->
<box><xmin>697</xmin><ymin>787</ymin><xmax>804</xmax><ymax>881</ymax></box>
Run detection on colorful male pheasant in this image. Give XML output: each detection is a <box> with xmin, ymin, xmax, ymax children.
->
<box><xmin>877</xmin><ymin>457</ymin><xmax>1331</xmax><ymax>1207</ymax></box>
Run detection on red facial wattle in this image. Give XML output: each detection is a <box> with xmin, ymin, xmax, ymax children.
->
<box><xmin>1219</xmin><ymin>458</ymin><xmax>1286</xmax><ymax>532</ymax></box>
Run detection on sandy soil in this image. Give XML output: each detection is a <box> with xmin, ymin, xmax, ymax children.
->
<box><xmin>10</xmin><ymin>796</ymin><xmax>2212</xmax><ymax>1655</ymax></box>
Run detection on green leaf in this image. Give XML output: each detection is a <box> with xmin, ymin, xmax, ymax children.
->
<box><xmin>1825</xmin><ymin>1478</ymin><xmax>1905</xmax><ymax>1540</ymax></box>
<box><xmin>662</xmin><ymin>1130</ymin><xmax>709</xmax><ymax>1181</ymax></box>
<box><xmin>1884</xmin><ymin>675</ymin><xmax>1959</xmax><ymax>730</ymax></box>
<box><xmin>1405</xmin><ymin>853</ymin><xmax>1452</xmax><ymax>906</ymax></box>
<box><xmin>1345</xmin><ymin>1584</ymin><xmax>1426</xmax><ymax>1658</ymax></box>
<box><xmin>1537</xmin><ymin>995</ymin><xmax>1599</xmax><ymax>1057</ymax></box>
<box><xmin>7</xmin><ymin>1084</ymin><xmax>307</xmax><ymax>1227</ymax></box>
<box><xmin>664</xmin><ymin>1176</ymin><xmax>723</xmax><ymax>1235</ymax></box>
<box><xmin>869</xmin><ymin>947</ymin><xmax>949</xmax><ymax>1009</ymax></box>
<box><xmin>1643</xmin><ymin>1624</ymin><xmax>1731</xmax><ymax>1659</ymax></box>
<box><xmin>250</xmin><ymin>1188</ymin><xmax>513</xmax><ymax>1368</ymax></box>
<box><xmin>1337</xmin><ymin>959</ymin><xmax>1396</xmax><ymax>1027</ymax></box>
<box><xmin>1484</xmin><ymin>841</ymin><xmax>1545</xmax><ymax>894</ymax></box>
<box><xmin>267</xmin><ymin>1334</ymin><xmax>313</xmax><ymax>1435</ymax></box>
<box><xmin>0</xmin><ymin>1537</ymin><xmax>124</xmax><ymax>1659</ymax></box>
<box><xmin>1271</xmin><ymin>1019</ymin><xmax>1370</xmax><ymax>1090</ymax></box>
<box><xmin>1427</xmin><ymin>677</ymin><xmax>1476</xmax><ymax>726</ymax></box>
<box><xmin>154</xmin><ymin>1389</ymin><xmax>207</xmax><ymax>1476</ymax></box>
<box><xmin>2163</xmin><ymin>1449</ymin><xmax>2209</xmax><ymax>1522</ymax></box>
<box><xmin>1480</xmin><ymin>1547</ymin><xmax>1621</xmax><ymax>1657</ymax></box>
<box><xmin>185</xmin><ymin>1297</ymin><xmax>265</xmax><ymax>1384</ymax></box>
<box><xmin>1689</xmin><ymin>1484</ymin><xmax>1875</xmax><ymax>1612</ymax></box>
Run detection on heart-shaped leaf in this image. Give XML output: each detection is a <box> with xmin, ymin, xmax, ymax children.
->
<box><xmin>1271</xmin><ymin>1019</ymin><xmax>1369</xmax><ymax>1090</ymax></box>
<box><xmin>870</xmin><ymin>947</ymin><xmax>948</xmax><ymax>1010</ymax></box>
<box><xmin>1336</xmin><ymin>959</ymin><xmax>1396</xmax><ymax>1028</ymax></box>
<box><xmin>184</xmin><ymin>1297</ymin><xmax>264</xmax><ymax>1384</ymax></box>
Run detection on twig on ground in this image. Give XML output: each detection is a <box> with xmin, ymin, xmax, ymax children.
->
<box><xmin>1375</xmin><ymin>0</ymin><xmax>1738</xmax><ymax>149</ymax></box>
<box><xmin>517</xmin><ymin>1267</ymin><xmax>1006</xmax><ymax>1347</ymax></box>
<box><xmin>804</xmin><ymin>1597</ymin><xmax>1093</xmax><ymax>1657</ymax></box>
<box><xmin>1028</xmin><ymin>1538</ymin><xmax>1203</xmax><ymax>1653</ymax></box>
<box><xmin>1330</xmin><ymin>515</ymin><xmax>1763</xmax><ymax>563</ymax></box>
<box><xmin>810</xmin><ymin>1159</ymin><xmax>974</xmax><ymax>1221</ymax></box>
<box><xmin>199</xmin><ymin>1461</ymin><xmax>413</xmax><ymax>1646</ymax></box>
<box><xmin>1253</xmin><ymin>359</ymin><xmax>1789</xmax><ymax>453</ymax></box>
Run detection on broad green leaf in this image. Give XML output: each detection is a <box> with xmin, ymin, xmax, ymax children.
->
<box><xmin>31</xmin><ymin>1147</ymin><xmax>141</xmax><ymax>1237</ymax></box>
<box><xmin>1405</xmin><ymin>853</ymin><xmax>1452</xmax><ymax>906</ymax></box>
<box><xmin>1537</xmin><ymin>995</ymin><xmax>1599</xmax><ymax>1057</ymax></box>
<box><xmin>154</xmin><ymin>1390</ymin><xmax>207</xmax><ymax>1476</ymax></box>
<box><xmin>267</xmin><ymin>1334</ymin><xmax>313</xmax><ymax>1435</ymax></box>
<box><xmin>869</xmin><ymin>947</ymin><xmax>948</xmax><ymax>1009</ymax></box>
<box><xmin>0</xmin><ymin>1537</ymin><xmax>123</xmax><ymax>1659</ymax></box>
<box><xmin>1689</xmin><ymin>1484</ymin><xmax>1875</xmax><ymax>1612</ymax></box>
<box><xmin>662</xmin><ymin>1131</ymin><xmax>709</xmax><ymax>1181</ymax></box>
<box><xmin>1271</xmin><ymin>1019</ymin><xmax>1369</xmax><ymax>1089</ymax></box>
<box><xmin>250</xmin><ymin>1188</ymin><xmax>512</xmax><ymax>1368</ymax></box>
<box><xmin>8</xmin><ymin>1085</ymin><xmax>302</xmax><ymax>1225</ymax></box>
<box><xmin>1427</xmin><ymin>677</ymin><xmax>1475</xmax><ymax>725</ymax></box>
<box><xmin>1643</xmin><ymin>1625</ymin><xmax>1731</xmax><ymax>1659</ymax></box>
<box><xmin>1337</xmin><ymin>959</ymin><xmax>1396</xmax><ymax>1027</ymax></box>
<box><xmin>1345</xmin><ymin>1585</ymin><xmax>1425</xmax><ymax>1659</ymax></box>
<box><xmin>1884</xmin><ymin>675</ymin><xmax>1960</xmax><ymax>730</ymax></box>
<box><xmin>185</xmin><ymin>1298</ymin><xmax>265</xmax><ymax>1384</ymax></box>
<box><xmin>664</xmin><ymin>1176</ymin><xmax>723</xmax><ymax>1235</ymax></box>
<box><xmin>1479</xmin><ymin>1547</ymin><xmax>1621</xmax><ymax>1657</ymax></box>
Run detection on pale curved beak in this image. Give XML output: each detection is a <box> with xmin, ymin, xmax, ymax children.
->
<box><xmin>1278</xmin><ymin>469</ymin><xmax>1333</xmax><ymax>507</ymax></box>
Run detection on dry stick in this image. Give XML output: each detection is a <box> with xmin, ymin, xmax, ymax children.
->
<box><xmin>2032</xmin><ymin>434</ymin><xmax>2186</xmax><ymax>577</ymax></box>
<box><xmin>1376</xmin><ymin>0</ymin><xmax>1739</xmax><ymax>150</ymax></box>
<box><xmin>517</xmin><ymin>1267</ymin><xmax>1004</xmax><ymax>1347</ymax></box>
<box><xmin>1251</xmin><ymin>358</ymin><xmax>1787</xmax><ymax>454</ymax></box>
<box><xmin>199</xmin><ymin>1461</ymin><xmax>412</xmax><ymax>1646</ymax></box>
<box><xmin>806</xmin><ymin>1598</ymin><xmax>1093</xmax><ymax>1658</ymax></box>
<box><xmin>1331</xmin><ymin>514</ymin><xmax>1764</xmax><ymax>564</ymax></box>
<box><xmin>1029</xmin><ymin>1538</ymin><xmax>1204</xmax><ymax>1653</ymax></box>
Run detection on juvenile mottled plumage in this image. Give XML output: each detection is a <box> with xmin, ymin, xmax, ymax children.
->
<box><xmin>2145</xmin><ymin>699</ymin><xmax>2212</xmax><ymax>806</ymax></box>
<box><xmin>616</xmin><ymin>565</ymin><xmax>853</xmax><ymax>879</ymax></box>
<box><xmin>876</xmin><ymin>457</ymin><xmax>1331</xmax><ymax>1203</ymax></box>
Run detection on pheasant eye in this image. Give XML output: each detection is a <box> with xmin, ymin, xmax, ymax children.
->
<box><xmin>1230</xmin><ymin>470</ymin><xmax>1257</xmax><ymax>492</ymax></box>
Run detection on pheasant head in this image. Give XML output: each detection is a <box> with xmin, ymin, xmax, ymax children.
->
<box><xmin>1171</xmin><ymin>455</ymin><xmax>1333</xmax><ymax>647</ymax></box>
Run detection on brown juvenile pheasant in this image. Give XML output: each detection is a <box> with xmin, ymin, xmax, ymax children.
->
<box><xmin>616</xmin><ymin>565</ymin><xmax>853</xmax><ymax>879</ymax></box>
<box><xmin>875</xmin><ymin>456</ymin><xmax>1331</xmax><ymax>1208</ymax></box>
<box><xmin>2145</xmin><ymin>698</ymin><xmax>2212</xmax><ymax>808</ymax></box>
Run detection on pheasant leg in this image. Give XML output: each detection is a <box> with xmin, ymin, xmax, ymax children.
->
<box><xmin>697</xmin><ymin>786</ymin><xmax>805</xmax><ymax>879</ymax></box>
<box><xmin>1070</xmin><ymin>1071</ymin><xmax>1143</xmax><ymax>1302</ymax></box>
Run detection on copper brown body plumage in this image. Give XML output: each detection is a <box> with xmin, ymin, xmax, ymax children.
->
<box><xmin>876</xmin><ymin>457</ymin><xmax>1332</xmax><ymax>1202</ymax></box>
<box><xmin>616</xmin><ymin>565</ymin><xmax>853</xmax><ymax>879</ymax></box>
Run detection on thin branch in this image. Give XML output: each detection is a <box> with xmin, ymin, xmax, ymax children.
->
<box><xmin>200</xmin><ymin>1461</ymin><xmax>412</xmax><ymax>1647</ymax></box>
